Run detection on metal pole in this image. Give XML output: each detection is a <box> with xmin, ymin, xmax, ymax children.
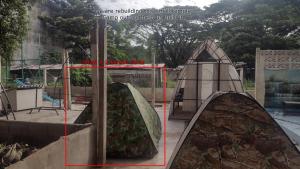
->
<box><xmin>59</xmin><ymin>88</ymin><xmax>62</xmax><ymax>108</ymax></box>
<box><xmin>0</xmin><ymin>58</ymin><xmax>2</xmax><ymax>114</ymax></box>
<box><xmin>38</xmin><ymin>34</ymin><xmax>41</xmax><ymax>83</ymax></box>
<box><xmin>5</xmin><ymin>59</ymin><xmax>8</xmax><ymax>86</ymax></box>
<box><xmin>43</xmin><ymin>69</ymin><xmax>47</xmax><ymax>87</ymax></box>
<box><xmin>152</xmin><ymin>50</ymin><xmax>156</xmax><ymax>107</ymax></box>
<box><xmin>0</xmin><ymin>58</ymin><xmax>1</xmax><ymax>83</ymax></box>
<box><xmin>21</xmin><ymin>42</ymin><xmax>24</xmax><ymax>80</ymax></box>
<box><xmin>66</xmin><ymin>50</ymin><xmax>72</xmax><ymax>110</ymax></box>
<box><xmin>217</xmin><ymin>60</ymin><xmax>221</xmax><ymax>91</ymax></box>
<box><xmin>196</xmin><ymin>61</ymin><xmax>199</xmax><ymax>112</ymax></box>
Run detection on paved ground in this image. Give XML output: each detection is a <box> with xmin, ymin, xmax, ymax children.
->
<box><xmin>1</xmin><ymin>101</ymin><xmax>187</xmax><ymax>169</ymax></box>
<box><xmin>0</xmin><ymin>101</ymin><xmax>85</xmax><ymax>123</ymax></box>
<box><xmin>6</xmin><ymin>102</ymin><xmax>300</xmax><ymax>169</ymax></box>
<box><xmin>106</xmin><ymin>104</ymin><xmax>186</xmax><ymax>169</ymax></box>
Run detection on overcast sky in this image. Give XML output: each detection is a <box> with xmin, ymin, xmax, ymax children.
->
<box><xmin>96</xmin><ymin>0</ymin><xmax>218</xmax><ymax>11</ymax></box>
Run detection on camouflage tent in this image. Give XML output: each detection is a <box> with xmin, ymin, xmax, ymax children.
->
<box><xmin>167</xmin><ymin>92</ymin><xmax>300</xmax><ymax>169</ymax></box>
<box><xmin>75</xmin><ymin>82</ymin><xmax>161</xmax><ymax>158</ymax></box>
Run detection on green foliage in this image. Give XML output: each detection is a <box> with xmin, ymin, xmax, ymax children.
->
<box><xmin>40</xmin><ymin>51</ymin><xmax>62</xmax><ymax>64</ymax></box>
<box><xmin>124</xmin><ymin>6</ymin><xmax>206</xmax><ymax>68</ymax></box>
<box><xmin>0</xmin><ymin>0</ymin><xmax>28</xmax><ymax>60</ymax></box>
<box><xmin>107</xmin><ymin>21</ymin><xmax>150</xmax><ymax>61</ymax></box>
<box><xmin>167</xmin><ymin>79</ymin><xmax>176</xmax><ymax>88</ymax></box>
<box><xmin>70</xmin><ymin>68</ymin><xmax>92</xmax><ymax>86</ymax></box>
<box><xmin>107</xmin><ymin>21</ymin><xmax>130</xmax><ymax>60</ymax></box>
<box><xmin>244</xmin><ymin>79</ymin><xmax>255</xmax><ymax>90</ymax></box>
<box><xmin>71</xmin><ymin>68</ymin><xmax>113</xmax><ymax>86</ymax></box>
<box><xmin>205</xmin><ymin>0</ymin><xmax>300</xmax><ymax>67</ymax></box>
<box><xmin>39</xmin><ymin>0</ymin><xmax>100</xmax><ymax>62</ymax></box>
<box><xmin>166</xmin><ymin>72</ymin><xmax>177</xmax><ymax>88</ymax></box>
<box><xmin>39</xmin><ymin>1</ymin><xmax>145</xmax><ymax>63</ymax></box>
<box><xmin>122</xmin><ymin>1</ymin><xmax>300</xmax><ymax>68</ymax></box>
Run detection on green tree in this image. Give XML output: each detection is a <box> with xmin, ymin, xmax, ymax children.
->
<box><xmin>40</xmin><ymin>51</ymin><xmax>62</xmax><ymax>64</ymax></box>
<box><xmin>203</xmin><ymin>0</ymin><xmax>300</xmax><ymax>67</ymax></box>
<box><xmin>123</xmin><ymin>0</ymin><xmax>300</xmax><ymax>68</ymax></box>
<box><xmin>0</xmin><ymin>0</ymin><xmax>28</xmax><ymax>60</ymax></box>
<box><xmin>107</xmin><ymin>20</ymin><xmax>150</xmax><ymax>62</ymax></box>
<box><xmin>107</xmin><ymin>21</ymin><xmax>131</xmax><ymax>60</ymax></box>
<box><xmin>124</xmin><ymin>6</ymin><xmax>207</xmax><ymax>68</ymax></box>
<box><xmin>39</xmin><ymin>0</ymin><xmax>100</xmax><ymax>63</ymax></box>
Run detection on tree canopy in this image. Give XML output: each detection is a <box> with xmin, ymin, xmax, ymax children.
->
<box><xmin>38</xmin><ymin>0</ymin><xmax>300</xmax><ymax>67</ymax></box>
<box><xmin>39</xmin><ymin>0</ymin><xmax>147</xmax><ymax>63</ymax></box>
<box><xmin>0</xmin><ymin>0</ymin><xmax>28</xmax><ymax>61</ymax></box>
<box><xmin>39</xmin><ymin>0</ymin><xmax>100</xmax><ymax>62</ymax></box>
<box><xmin>208</xmin><ymin>0</ymin><xmax>300</xmax><ymax>67</ymax></box>
<box><xmin>120</xmin><ymin>0</ymin><xmax>300</xmax><ymax>68</ymax></box>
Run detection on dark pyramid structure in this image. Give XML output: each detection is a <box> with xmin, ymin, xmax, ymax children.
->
<box><xmin>75</xmin><ymin>82</ymin><xmax>161</xmax><ymax>158</ymax></box>
<box><xmin>167</xmin><ymin>92</ymin><xmax>300</xmax><ymax>169</ymax></box>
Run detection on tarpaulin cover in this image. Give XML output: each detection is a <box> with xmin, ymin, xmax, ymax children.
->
<box><xmin>168</xmin><ymin>92</ymin><xmax>300</xmax><ymax>169</ymax></box>
<box><xmin>75</xmin><ymin>82</ymin><xmax>161</xmax><ymax>158</ymax></box>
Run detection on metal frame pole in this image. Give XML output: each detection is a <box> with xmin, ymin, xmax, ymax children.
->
<box><xmin>217</xmin><ymin>60</ymin><xmax>221</xmax><ymax>91</ymax></box>
<box><xmin>196</xmin><ymin>61</ymin><xmax>199</xmax><ymax>112</ymax></box>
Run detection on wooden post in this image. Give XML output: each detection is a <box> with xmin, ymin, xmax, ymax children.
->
<box><xmin>91</xmin><ymin>19</ymin><xmax>107</xmax><ymax>164</ymax></box>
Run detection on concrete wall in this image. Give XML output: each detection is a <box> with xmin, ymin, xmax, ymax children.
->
<box><xmin>7</xmin><ymin>126</ymin><xmax>96</xmax><ymax>169</ymax></box>
<box><xmin>255</xmin><ymin>48</ymin><xmax>266</xmax><ymax>106</ymax></box>
<box><xmin>255</xmin><ymin>49</ymin><xmax>300</xmax><ymax>106</ymax></box>
<box><xmin>44</xmin><ymin>87</ymin><xmax>63</xmax><ymax>99</ymax></box>
<box><xmin>167</xmin><ymin>69</ymin><xmax>181</xmax><ymax>81</ymax></box>
<box><xmin>12</xmin><ymin>1</ymin><xmax>63</xmax><ymax>65</ymax></box>
<box><xmin>109</xmin><ymin>69</ymin><xmax>163</xmax><ymax>88</ymax></box>
<box><xmin>0</xmin><ymin>120</ymin><xmax>91</xmax><ymax>147</ymax></box>
<box><xmin>45</xmin><ymin>86</ymin><xmax>175</xmax><ymax>102</ymax></box>
<box><xmin>137</xmin><ymin>87</ymin><xmax>174</xmax><ymax>102</ymax></box>
<box><xmin>1</xmin><ymin>89</ymin><xmax>43</xmax><ymax>111</ymax></box>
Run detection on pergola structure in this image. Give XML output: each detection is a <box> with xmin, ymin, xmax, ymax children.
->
<box><xmin>169</xmin><ymin>39</ymin><xmax>244</xmax><ymax>120</ymax></box>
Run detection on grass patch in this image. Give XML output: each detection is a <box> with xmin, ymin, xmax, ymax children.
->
<box><xmin>244</xmin><ymin>79</ymin><xmax>255</xmax><ymax>90</ymax></box>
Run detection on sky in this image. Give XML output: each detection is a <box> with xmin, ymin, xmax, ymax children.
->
<box><xmin>95</xmin><ymin>0</ymin><xmax>218</xmax><ymax>11</ymax></box>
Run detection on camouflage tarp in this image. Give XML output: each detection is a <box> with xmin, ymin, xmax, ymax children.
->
<box><xmin>75</xmin><ymin>82</ymin><xmax>161</xmax><ymax>158</ymax></box>
<box><xmin>167</xmin><ymin>92</ymin><xmax>300</xmax><ymax>169</ymax></box>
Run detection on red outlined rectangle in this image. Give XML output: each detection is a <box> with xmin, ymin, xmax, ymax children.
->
<box><xmin>63</xmin><ymin>65</ymin><xmax>167</xmax><ymax>167</ymax></box>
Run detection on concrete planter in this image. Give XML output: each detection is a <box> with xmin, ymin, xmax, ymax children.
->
<box><xmin>0</xmin><ymin>120</ymin><xmax>95</xmax><ymax>169</ymax></box>
<box><xmin>2</xmin><ymin>88</ymin><xmax>43</xmax><ymax>111</ymax></box>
